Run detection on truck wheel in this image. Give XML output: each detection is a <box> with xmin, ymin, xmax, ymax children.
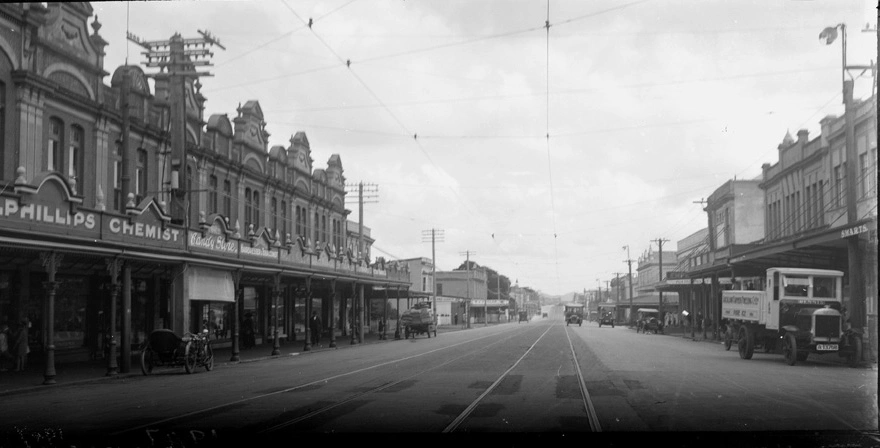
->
<box><xmin>738</xmin><ymin>327</ymin><xmax>754</xmax><ymax>360</ymax></box>
<box><xmin>782</xmin><ymin>333</ymin><xmax>797</xmax><ymax>366</ymax></box>
<box><xmin>847</xmin><ymin>335</ymin><xmax>862</xmax><ymax>367</ymax></box>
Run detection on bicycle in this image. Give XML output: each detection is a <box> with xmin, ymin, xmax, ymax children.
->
<box><xmin>183</xmin><ymin>328</ymin><xmax>214</xmax><ymax>374</ymax></box>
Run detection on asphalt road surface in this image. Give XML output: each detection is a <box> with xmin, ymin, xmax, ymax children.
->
<box><xmin>0</xmin><ymin>319</ymin><xmax>876</xmax><ymax>446</ymax></box>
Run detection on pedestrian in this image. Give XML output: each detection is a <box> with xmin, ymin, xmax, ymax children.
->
<box><xmin>13</xmin><ymin>320</ymin><xmax>29</xmax><ymax>372</ymax></box>
<box><xmin>310</xmin><ymin>311</ymin><xmax>322</xmax><ymax>347</ymax></box>
<box><xmin>378</xmin><ymin>318</ymin><xmax>386</xmax><ymax>340</ymax></box>
<box><xmin>242</xmin><ymin>313</ymin><xmax>255</xmax><ymax>349</ymax></box>
<box><xmin>0</xmin><ymin>324</ymin><xmax>11</xmax><ymax>372</ymax></box>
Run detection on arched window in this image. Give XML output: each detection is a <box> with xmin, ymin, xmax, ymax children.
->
<box><xmin>48</xmin><ymin>118</ymin><xmax>63</xmax><ymax>172</ymax></box>
<box><xmin>295</xmin><ymin>205</ymin><xmax>301</xmax><ymax>236</ymax></box>
<box><xmin>281</xmin><ymin>200</ymin><xmax>287</xmax><ymax>239</ymax></box>
<box><xmin>209</xmin><ymin>175</ymin><xmax>218</xmax><ymax>214</ymax></box>
<box><xmin>136</xmin><ymin>148</ymin><xmax>148</xmax><ymax>203</ymax></box>
<box><xmin>314</xmin><ymin>211</ymin><xmax>319</xmax><ymax>243</ymax></box>
<box><xmin>68</xmin><ymin>125</ymin><xmax>83</xmax><ymax>187</ymax></box>
<box><xmin>271</xmin><ymin>197</ymin><xmax>278</xmax><ymax>233</ymax></box>
<box><xmin>244</xmin><ymin>187</ymin><xmax>252</xmax><ymax>231</ymax></box>
<box><xmin>223</xmin><ymin>179</ymin><xmax>232</xmax><ymax>218</ymax></box>
<box><xmin>252</xmin><ymin>191</ymin><xmax>260</xmax><ymax>229</ymax></box>
<box><xmin>113</xmin><ymin>141</ymin><xmax>123</xmax><ymax>210</ymax></box>
<box><xmin>321</xmin><ymin>214</ymin><xmax>327</xmax><ymax>245</ymax></box>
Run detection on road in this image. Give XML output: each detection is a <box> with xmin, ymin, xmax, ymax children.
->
<box><xmin>0</xmin><ymin>319</ymin><xmax>876</xmax><ymax>446</ymax></box>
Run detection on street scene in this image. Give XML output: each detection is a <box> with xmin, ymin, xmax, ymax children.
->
<box><xmin>0</xmin><ymin>318</ymin><xmax>876</xmax><ymax>445</ymax></box>
<box><xmin>0</xmin><ymin>1</ymin><xmax>877</xmax><ymax>446</ymax></box>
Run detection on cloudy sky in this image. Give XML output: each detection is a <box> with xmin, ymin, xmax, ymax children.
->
<box><xmin>92</xmin><ymin>0</ymin><xmax>876</xmax><ymax>296</ymax></box>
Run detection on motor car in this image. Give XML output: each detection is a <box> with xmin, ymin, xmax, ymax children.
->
<box><xmin>564</xmin><ymin>303</ymin><xmax>584</xmax><ymax>326</ymax></box>
<box><xmin>636</xmin><ymin>308</ymin><xmax>663</xmax><ymax>334</ymax></box>
<box><xmin>598</xmin><ymin>311</ymin><xmax>615</xmax><ymax>328</ymax></box>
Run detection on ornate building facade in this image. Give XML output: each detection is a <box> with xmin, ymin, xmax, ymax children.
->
<box><xmin>0</xmin><ymin>3</ymin><xmax>409</xmax><ymax>381</ymax></box>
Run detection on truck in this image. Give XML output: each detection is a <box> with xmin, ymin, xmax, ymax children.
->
<box><xmin>721</xmin><ymin>267</ymin><xmax>862</xmax><ymax>366</ymax></box>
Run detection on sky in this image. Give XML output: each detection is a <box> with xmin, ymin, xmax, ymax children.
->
<box><xmin>91</xmin><ymin>0</ymin><xmax>877</xmax><ymax>296</ymax></box>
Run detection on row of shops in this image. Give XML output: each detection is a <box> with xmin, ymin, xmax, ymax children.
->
<box><xmin>0</xmin><ymin>174</ymin><xmax>413</xmax><ymax>382</ymax></box>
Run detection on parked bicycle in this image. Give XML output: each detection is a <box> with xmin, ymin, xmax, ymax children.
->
<box><xmin>140</xmin><ymin>328</ymin><xmax>214</xmax><ymax>375</ymax></box>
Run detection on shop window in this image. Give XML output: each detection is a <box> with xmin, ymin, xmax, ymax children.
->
<box><xmin>113</xmin><ymin>142</ymin><xmax>123</xmax><ymax>211</ymax></box>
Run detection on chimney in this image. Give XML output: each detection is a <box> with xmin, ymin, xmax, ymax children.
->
<box><xmin>796</xmin><ymin>129</ymin><xmax>809</xmax><ymax>145</ymax></box>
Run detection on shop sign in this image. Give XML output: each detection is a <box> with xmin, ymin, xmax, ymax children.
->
<box><xmin>240</xmin><ymin>245</ymin><xmax>276</xmax><ymax>259</ymax></box>
<box><xmin>470</xmin><ymin>300</ymin><xmax>506</xmax><ymax>306</ymax></box>
<box><xmin>189</xmin><ymin>230</ymin><xmax>238</xmax><ymax>254</ymax></box>
<box><xmin>840</xmin><ymin>224</ymin><xmax>868</xmax><ymax>239</ymax></box>
<box><xmin>666</xmin><ymin>279</ymin><xmax>691</xmax><ymax>285</ymax></box>
<box><xmin>0</xmin><ymin>198</ymin><xmax>96</xmax><ymax>229</ymax></box>
<box><xmin>107</xmin><ymin>217</ymin><xmax>181</xmax><ymax>243</ymax></box>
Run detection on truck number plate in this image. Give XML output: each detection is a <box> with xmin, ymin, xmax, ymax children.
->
<box><xmin>816</xmin><ymin>344</ymin><xmax>838</xmax><ymax>351</ymax></box>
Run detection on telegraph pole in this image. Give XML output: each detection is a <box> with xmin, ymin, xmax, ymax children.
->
<box><xmin>623</xmin><ymin>245</ymin><xmax>634</xmax><ymax>325</ymax></box>
<box><xmin>128</xmin><ymin>30</ymin><xmax>224</xmax><ymax>230</ymax></box>
<box><xmin>421</xmin><ymin>228</ymin><xmax>445</xmax><ymax>322</ymax></box>
<box><xmin>652</xmin><ymin>238</ymin><xmax>670</xmax><ymax>323</ymax></box>
<box><xmin>613</xmin><ymin>272</ymin><xmax>623</xmax><ymax>323</ymax></box>
<box><xmin>345</xmin><ymin>182</ymin><xmax>378</xmax><ymax>343</ymax></box>
<box><xmin>459</xmin><ymin>251</ymin><xmax>476</xmax><ymax>328</ymax></box>
<box><xmin>821</xmin><ymin>22</ymin><xmax>876</xmax><ymax>360</ymax></box>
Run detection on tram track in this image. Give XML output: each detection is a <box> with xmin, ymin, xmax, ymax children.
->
<box><xmin>258</xmin><ymin>326</ymin><xmax>535</xmax><ymax>434</ymax></box>
<box><xmin>113</xmin><ymin>321</ymin><xmax>604</xmax><ymax>435</ymax></box>
<box><xmin>110</xmin><ymin>324</ymin><xmax>527</xmax><ymax>436</ymax></box>
<box><xmin>443</xmin><ymin>323</ymin><xmax>601</xmax><ymax>432</ymax></box>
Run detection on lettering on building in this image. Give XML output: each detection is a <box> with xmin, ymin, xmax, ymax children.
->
<box><xmin>110</xmin><ymin>218</ymin><xmax>180</xmax><ymax>242</ymax></box>
<box><xmin>189</xmin><ymin>231</ymin><xmax>237</xmax><ymax>254</ymax></box>
<box><xmin>840</xmin><ymin>225</ymin><xmax>868</xmax><ymax>239</ymax></box>
<box><xmin>0</xmin><ymin>199</ymin><xmax>95</xmax><ymax>229</ymax></box>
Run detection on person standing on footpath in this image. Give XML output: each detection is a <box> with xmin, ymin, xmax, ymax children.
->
<box><xmin>378</xmin><ymin>318</ymin><xmax>386</xmax><ymax>340</ymax></box>
<box><xmin>0</xmin><ymin>324</ymin><xmax>11</xmax><ymax>372</ymax></box>
<box><xmin>13</xmin><ymin>320</ymin><xmax>29</xmax><ymax>372</ymax></box>
<box><xmin>310</xmin><ymin>311</ymin><xmax>323</xmax><ymax>348</ymax></box>
<box><xmin>242</xmin><ymin>313</ymin><xmax>256</xmax><ymax>349</ymax></box>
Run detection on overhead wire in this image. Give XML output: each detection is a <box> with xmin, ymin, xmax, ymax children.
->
<box><xmin>544</xmin><ymin>0</ymin><xmax>561</xmax><ymax>291</ymax></box>
<box><xmin>216</xmin><ymin>0</ymin><xmax>360</xmax><ymax>67</ymax></box>
<box><xmin>276</xmin><ymin>0</ymin><xmax>530</xmax><ymax>285</ymax></box>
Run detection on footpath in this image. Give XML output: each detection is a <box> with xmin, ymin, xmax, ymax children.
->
<box><xmin>0</xmin><ymin>324</ymin><xmax>471</xmax><ymax>397</ymax></box>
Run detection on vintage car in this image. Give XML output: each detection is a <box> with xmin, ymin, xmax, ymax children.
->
<box><xmin>564</xmin><ymin>303</ymin><xmax>585</xmax><ymax>326</ymax></box>
<box><xmin>518</xmin><ymin>311</ymin><xmax>529</xmax><ymax>323</ymax></box>
<box><xmin>636</xmin><ymin>308</ymin><xmax>663</xmax><ymax>334</ymax></box>
<box><xmin>598</xmin><ymin>311</ymin><xmax>615</xmax><ymax>328</ymax></box>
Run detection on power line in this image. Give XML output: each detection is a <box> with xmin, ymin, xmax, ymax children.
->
<box><xmin>261</xmin><ymin>66</ymin><xmax>838</xmax><ymax>114</ymax></box>
<box><xmin>216</xmin><ymin>0</ymin><xmax>359</xmax><ymax>67</ymax></box>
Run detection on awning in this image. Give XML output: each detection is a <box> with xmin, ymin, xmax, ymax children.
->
<box><xmin>186</xmin><ymin>266</ymin><xmax>235</xmax><ymax>302</ymax></box>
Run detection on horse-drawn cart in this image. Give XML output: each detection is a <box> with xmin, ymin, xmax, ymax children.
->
<box><xmin>401</xmin><ymin>303</ymin><xmax>437</xmax><ymax>339</ymax></box>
